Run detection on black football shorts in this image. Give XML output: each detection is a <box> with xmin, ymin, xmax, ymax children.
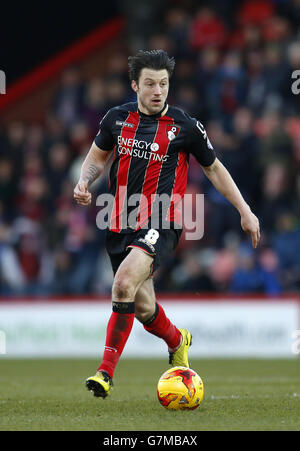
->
<box><xmin>105</xmin><ymin>227</ymin><xmax>182</xmax><ymax>276</ymax></box>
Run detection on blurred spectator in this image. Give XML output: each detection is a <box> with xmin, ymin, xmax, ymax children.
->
<box><xmin>43</xmin><ymin>114</ymin><xmax>68</xmax><ymax>150</ymax></box>
<box><xmin>262</xmin><ymin>15</ymin><xmax>291</xmax><ymax>45</ymax></box>
<box><xmin>263</xmin><ymin>45</ymin><xmax>289</xmax><ymax>103</ymax></box>
<box><xmin>210</xmin><ymin>243</ymin><xmax>237</xmax><ymax>292</ymax></box>
<box><xmin>52</xmin><ymin>66</ymin><xmax>85</xmax><ymax>126</ymax></box>
<box><xmin>189</xmin><ymin>6</ymin><xmax>227</xmax><ymax>50</ymax></box>
<box><xmin>195</xmin><ymin>47</ymin><xmax>220</xmax><ymax>119</ymax></box>
<box><xmin>175</xmin><ymin>84</ymin><xmax>200</xmax><ymax>117</ymax></box>
<box><xmin>217</xmin><ymin>51</ymin><xmax>247</xmax><ymax>121</ymax></box>
<box><xmin>120</xmin><ymin>0</ymin><xmax>167</xmax><ymax>52</ymax></box>
<box><xmin>171</xmin><ymin>57</ymin><xmax>197</xmax><ymax>101</ymax></box>
<box><xmin>170</xmin><ymin>250</ymin><xmax>215</xmax><ymax>293</ymax></box>
<box><xmin>164</xmin><ymin>8</ymin><xmax>191</xmax><ymax>58</ymax></box>
<box><xmin>45</xmin><ymin>142</ymin><xmax>71</xmax><ymax>204</ymax></box>
<box><xmin>69</xmin><ymin>121</ymin><xmax>92</xmax><ymax>156</ymax></box>
<box><xmin>148</xmin><ymin>34</ymin><xmax>174</xmax><ymax>57</ymax></box>
<box><xmin>200</xmin><ymin>51</ymin><xmax>246</xmax><ymax>122</ymax></box>
<box><xmin>105</xmin><ymin>53</ymin><xmax>131</xmax><ymax>84</ymax></box>
<box><xmin>0</xmin><ymin>157</ymin><xmax>18</xmax><ymax>220</ymax></box>
<box><xmin>228</xmin><ymin>107</ymin><xmax>259</xmax><ymax>201</ymax></box>
<box><xmin>230</xmin><ymin>243</ymin><xmax>281</xmax><ymax>295</ymax></box>
<box><xmin>229</xmin><ymin>25</ymin><xmax>263</xmax><ymax>51</ymax></box>
<box><xmin>237</xmin><ymin>0</ymin><xmax>275</xmax><ymax>27</ymax></box>
<box><xmin>17</xmin><ymin>175</ymin><xmax>49</xmax><ymax>222</ymax></box>
<box><xmin>277</xmin><ymin>0</ymin><xmax>300</xmax><ymax>31</ymax></box>
<box><xmin>105</xmin><ymin>78</ymin><xmax>130</xmax><ymax>109</ymax></box>
<box><xmin>11</xmin><ymin>218</ymin><xmax>52</xmax><ymax>295</ymax></box>
<box><xmin>257</xmin><ymin>111</ymin><xmax>294</xmax><ymax>170</ymax></box>
<box><xmin>1</xmin><ymin>122</ymin><xmax>26</xmax><ymax>179</ymax></box>
<box><xmin>273</xmin><ymin>211</ymin><xmax>300</xmax><ymax>291</ymax></box>
<box><xmin>82</xmin><ymin>78</ymin><xmax>107</xmax><ymax>135</ymax></box>
<box><xmin>203</xmin><ymin>108</ymin><xmax>259</xmax><ymax>247</ymax></box>
<box><xmin>258</xmin><ymin>162</ymin><xmax>292</xmax><ymax>234</ymax></box>
<box><xmin>292</xmin><ymin>173</ymin><xmax>300</xmax><ymax>219</ymax></box>
<box><xmin>51</xmin><ymin>247</ymin><xmax>74</xmax><ymax>295</ymax></box>
<box><xmin>24</xmin><ymin>125</ymin><xmax>45</xmax><ymax>155</ymax></box>
<box><xmin>245</xmin><ymin>50</ymin><xmax>268</xmax><ymax>114</ymax></box>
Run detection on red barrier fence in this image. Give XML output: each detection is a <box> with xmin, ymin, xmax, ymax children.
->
<box><xmin>0</xmin><ymin>17</ymin><xmax>125</xmax><ymax>113</ymax></box>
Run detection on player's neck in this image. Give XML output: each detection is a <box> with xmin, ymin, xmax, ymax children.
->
<box><xmin>138</xmin><ymin>102</ymin><xmax>168</xmax><ymax>118</ymax></box>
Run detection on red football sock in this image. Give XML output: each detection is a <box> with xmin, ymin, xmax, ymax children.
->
<box><xmin>143</xmin><ymin>303</ymin><xmax>181</xmax><ymax>351</ymax></box>
<box><xmin>98</xmin><ymin>303</ymin><xmax>135</xmax><ymax>379</ymax></box>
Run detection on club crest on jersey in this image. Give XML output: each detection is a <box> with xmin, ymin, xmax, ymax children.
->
<box><xmin>166</xmin><ymin>125</ymin><xmax>180</xmax><ymax>142</ymax></box>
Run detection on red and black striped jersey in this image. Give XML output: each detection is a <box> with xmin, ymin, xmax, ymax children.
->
<box><xmin>94</xmin><ymin>102</ymin><xmax>216</xmax><ymax>233</ymax></box>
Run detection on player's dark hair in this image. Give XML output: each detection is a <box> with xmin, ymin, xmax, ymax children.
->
<box><xmin>128</xmin><ymin>50</ymin><xmax>175</xmax><ymax>83</ymax></box>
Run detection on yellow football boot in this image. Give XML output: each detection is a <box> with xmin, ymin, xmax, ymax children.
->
<box><xmin>169</xmin><ymin>329</ymin><xmax>192</xmax><ymax>368</ymax></box>
<box><xmin>86</xmin><ymin>371</ymin><xmax>113</xmax><ymax>398</ymax></box>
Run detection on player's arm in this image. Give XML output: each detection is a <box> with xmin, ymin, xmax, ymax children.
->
<box><xmin>201</xmin><ymin>158</ymin><xmax>260</xmax><ymax>249</ymax></box>
<box><xmin>74</xmin><ymin>109</ymin><xmax>115</xmax><ymax>206</ymax></box>
<box><xmin>74</xmin><ymin>142</ymin><xmax>111</xmax><ymax>207</ymax></box>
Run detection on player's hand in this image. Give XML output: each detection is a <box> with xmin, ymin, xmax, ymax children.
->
<box><xmin>240</xmin><ymin>209</ymin><xmax>260</xmax><ymax>249</ymax></box>
<box><xmin>74</xmin><ymin>180</ymin><xmax>92</xmax><ymax>206</ymax></box>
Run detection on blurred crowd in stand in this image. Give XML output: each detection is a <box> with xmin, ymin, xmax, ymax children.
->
<box><xmin>1</xmin><ymin>0</ymin><xmax>300</xmax><ymax>297</ymax></box>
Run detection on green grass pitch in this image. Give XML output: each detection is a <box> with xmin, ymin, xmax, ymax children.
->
<box><xmin>0</xmin><ymin>358</ymin><xmax>300</xmax><ymax>431</ymax></box>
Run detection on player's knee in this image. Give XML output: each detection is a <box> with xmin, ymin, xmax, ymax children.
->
<box><xmin>135</xmin><ymin>304</ymin><xmax>156</xmax><ymax>324</ymax></box>
<box><xmin>112</xmin><ymin>276</ymin><xmax>135</xmax><ymax>302</ymax></box>
<box><xmin>135</xmin><ymin>308</ymin><xmax>147</xmax><ymax>323</ymax></box>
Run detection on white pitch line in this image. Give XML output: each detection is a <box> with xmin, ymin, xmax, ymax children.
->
<box><xmin>209</xmin><ymin>393</ymin><xmax>300</xmax><ymax>400</ymax></box>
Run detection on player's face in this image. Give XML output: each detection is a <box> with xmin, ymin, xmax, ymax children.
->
<box><xmin>132</xmin><ymin>68</ymin><xmax>169</xmax><ymax>115</ymax></box>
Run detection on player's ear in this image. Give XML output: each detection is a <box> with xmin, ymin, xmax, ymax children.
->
<box><xmin>131</xmin><ymin>80</ymin><xmax>139</xmax><ymax>93</ymax></box>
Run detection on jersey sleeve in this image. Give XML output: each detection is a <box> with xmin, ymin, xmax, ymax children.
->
<box><xmin>187</xmin><ymin>118</ymin><xmax>216</xmax><ymax>167</ymax></box>
<box><xmin>94</xmin><ymin>109</ymin><xmax>115</xmax><ymax>151</ymax></box>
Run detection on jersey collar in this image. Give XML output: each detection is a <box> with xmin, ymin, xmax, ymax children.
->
<box><xmin>137</xmin><ymin>103</ymin><xmax>169</xmax><ymax>119</ymax></box>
